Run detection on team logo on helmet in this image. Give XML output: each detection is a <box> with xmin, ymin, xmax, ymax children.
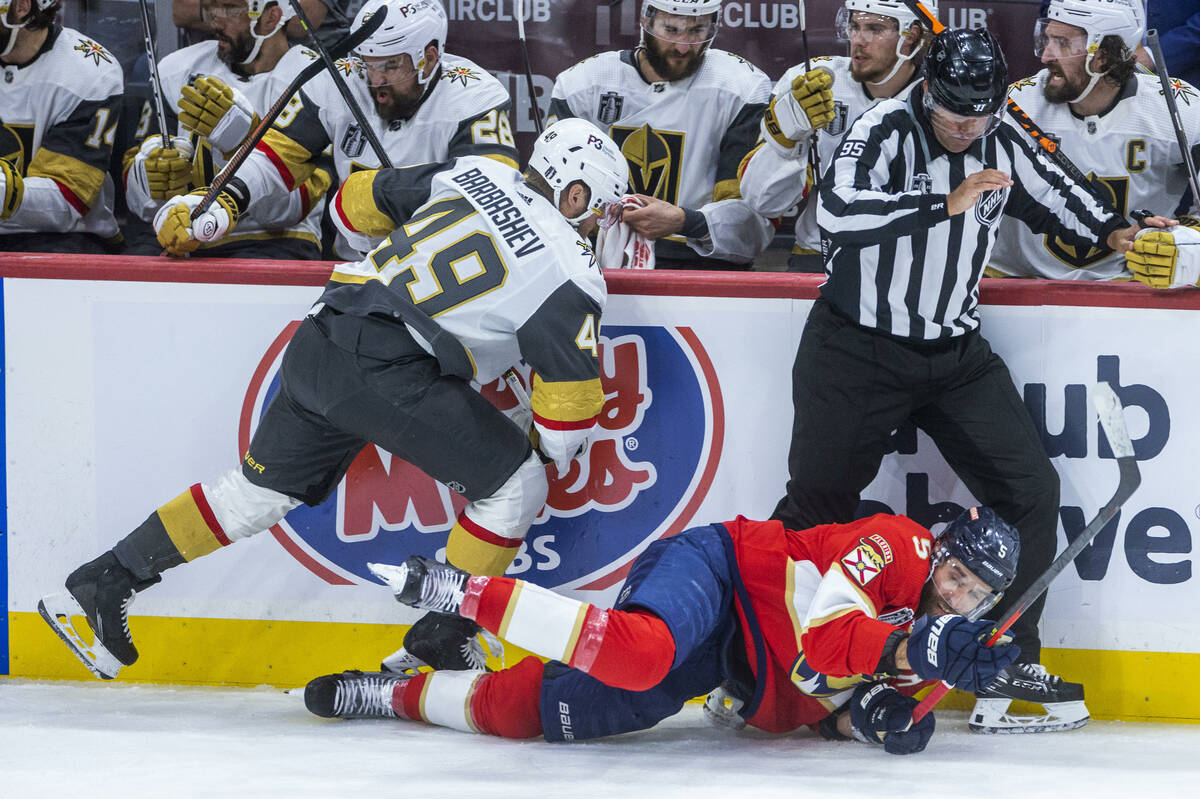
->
<box><xmin>240</xmin><ymin>323</ymin><xmax>724</xmax><ymax>592</ymax></box>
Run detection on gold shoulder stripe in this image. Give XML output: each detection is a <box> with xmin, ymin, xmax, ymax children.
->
<box><xmin>29</xmin><ymin>148</ymin><xmax>106</xmax><ymax>209</ymax></box>
<box><xmin>336</xmin><ymin>170</ymin><xmax>395</xmax><ymax>237</ymax></box>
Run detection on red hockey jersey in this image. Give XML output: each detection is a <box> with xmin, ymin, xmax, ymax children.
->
<box><xmin>722</xmin><ymin>514</ymin><xmax>934</xmax><ymax>733</ymax></box>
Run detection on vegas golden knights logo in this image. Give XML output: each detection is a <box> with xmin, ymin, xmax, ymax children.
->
<box><xmin>1045</xmin><ymin>174</ymin><xmax>1128</xmax><ymax>268</ymax></box>
<box><xmin>609</xmin><ymin>123</ymin><xmax>684</xmax><ymax>204</ymax></box>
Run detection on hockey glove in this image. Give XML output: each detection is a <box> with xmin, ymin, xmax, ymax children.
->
<box><xmin>153</xmin><ymin>181</ymin><xmax>247</xmax><ymax>256</ymax></box>
<box><xmin>849</xmin><ymin>682</ymin><xmax>935</xmax><ymax>756</ymax></box>
<box><xmin>906</xmin><ymin>614</ymin><xmax>1020</xmax><ymax>694</ymax></box>
<box><xmin>0</xmin><ymin>157</ymin><xmax>24</xmax><ymax>220</ymax></box>
<box><xmin>762</xmin><ymin>68</ymin><xmax>834</xmax><ymax>149</ymax></box>
<box><xmin>178</xmin><ymin>76</ymin><xmax>258</xmax><ymax>157</ymax></box>
<box><xmin>1126</xmin><ymin>225</ymin><xmax>1200</xmax><ymax>289</ymax></box>
<box><xmin>127</xmin><ymin>136</ymin><xmax>195</xmax><ymax>202</ymax></box>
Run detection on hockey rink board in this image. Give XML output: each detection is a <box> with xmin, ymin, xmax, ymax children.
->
<box><xmin>3</xmin><ymin>255</ymin><xmax>1200</xmax><ymax>722</ymax></box>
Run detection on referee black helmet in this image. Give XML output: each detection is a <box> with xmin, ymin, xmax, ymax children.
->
<box><xmin>924</xmin><ymin>27</ymin><xmax>1009</xmax><ymax>116</ymax></box>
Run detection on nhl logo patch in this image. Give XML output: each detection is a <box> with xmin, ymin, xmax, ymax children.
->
<box><xmin>842</xmin><ymin>543</ymin><xmax>885</xmax><ymax>587</ymax></box>
<box><xmin>598</xmin><ymin>92</ymin><xmax>624</xmax><ymax>125</ymax></box>
<box><xmin>974</xmin><ymin>186</ymin><xmax>1009</xmax><ymax>227</ymax></box>
<box><xmin>341</xmin><ymin>125</ymin><xmax>366</xmax><ymax>158</ymax></box>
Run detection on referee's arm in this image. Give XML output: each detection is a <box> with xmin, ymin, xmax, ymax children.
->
<box><xmin>817</xmin><ymin>114</ymin><xmax>950</xmax><ymax>246</ymax></box>
<box><xmin>999</xmin><ymin>127</ymin><xmax>1126</xmax><ymax>249</ymax></box>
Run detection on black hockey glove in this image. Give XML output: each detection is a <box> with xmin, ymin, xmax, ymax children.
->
<box><xmin>906</xmin><ymin>614</ymin><xmax>1020</xmax><ymax>694</ymax></box>
<box><xmin>849</xmin><ymin>682</ymin><xmax>934</xmax><ymax>756</ymax></box>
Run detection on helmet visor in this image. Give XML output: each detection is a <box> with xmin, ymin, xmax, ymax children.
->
<box><xmin>835</xmin><ymin>8</ymin><xmax>901</xmax><ymax>43</ymax></box>
<box><xmin>201</xmin><ymin>0</ymin><xmax>250</xmax><ymax>22</ymax></box>
<box><xmin>642</xmin><ymin>10</ymin><xmax>720</xmax><ymax>45</ymax></box>
<box><xmin>930</xmin><ymin>549</ymin><xmax>1003</xmax><ymax>621</ymax></box>
<box><xmin>923</xmin><ymin>88</ymin><xmax>1004</xmax><ymax>144</ymax></box>
<box><xmin>1034</xmin><ymin>18</ymin><xmax>1089</xmax><ymax>59</ymax></box>
<box><xmin>360</xmin><ymin>54</ymin><xmax>419</xmax><ymax>89</ymax></box>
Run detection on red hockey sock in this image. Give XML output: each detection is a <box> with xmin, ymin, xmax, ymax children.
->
<box><xmin>390</xmin><ymin>673</ymin><xmax>429</xmax><ymax>722</ymax></box>
<box><xmin>568</xmin><ymin>608</ymin><xmax>675</xmax><ymax>692</ymax></box>
<box><xmin>469</xmin><ymin>657</ymin><xmax>545</xmax><ymax>739</ymax></box>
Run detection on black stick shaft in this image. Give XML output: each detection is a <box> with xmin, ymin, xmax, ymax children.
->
<box><xmin>1145</xmin><ymin>30</ymin><xmax>1200</xmax><ymax>210</ymax></box>
<box><xmin>136</xmin><ymin>0</ymin><xmax>172</xmax><ymax>148</ymax></box>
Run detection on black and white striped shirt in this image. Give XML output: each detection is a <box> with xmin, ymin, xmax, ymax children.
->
<box><xmin>817</xmin><ymin>85</ymin><xmax>1125</xmax><ymax>341</ymax></box>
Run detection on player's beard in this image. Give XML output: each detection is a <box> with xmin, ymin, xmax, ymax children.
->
<box><xmin>641</xmin><ymin>36</ymin><xmax>706</xmax><ymax>82</ymax></box>
<box><xmin>371</xmin><ymin>82</ymin><xmax>425</xmax><ymax>123</ymax></box>
<box><xmin>1042</xmin><ymin>61</ymin><xmax>1087</xmax><ymax>103</ymax></box>
<box><xmin>216</xmin><ymin>30</ymin><xmax>255</xmax><ymax>68</ymax></box>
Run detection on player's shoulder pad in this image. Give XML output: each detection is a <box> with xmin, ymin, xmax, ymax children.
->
<box><xmin>54</xmin><ymin>27</ymin><xmax>124</xmax><ymax>95</ymax></box>
<box><xmin>698</xmin><ymin>48</ymin><xmax>771</xmax><ymax>96</ymax></box>
<box><xmin>273</xmin><ymin>45</ymin><xmax>321</xmax><ymax>80</ymax></box>
<box><xmin>437</xmin><ymin>54</ymin><xmax>510</xmax><ymax>108</ymax></box>
<box><xmin>1135</xmin><ymin>71</ymin><xmax>1200</xmax><ymax>126</ymax></box>
<box><xmin>556</xmin><ymin>50</ymin><xmax>619</xmax><ymax>82</ymax></box>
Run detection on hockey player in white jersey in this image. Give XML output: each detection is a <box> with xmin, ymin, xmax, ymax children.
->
<box><xmin>988</xmin><ymin>0</ymin><xmax>1200</xmax><ymax>284</ymax></box>
<box><xmin>0</xmin><ymin>0</ymin><xmax>123</xmax><ymax>253</ymax></box>
<box><xmin>39</xmin><ymin>118</ymin><xmax>631</xmax><ymax>682</ymax></box>
<box><xmin>124</xmin><ymin>0</ymin><xmax>330</xmax><ymax>259</ymax></box>
<box><xmin>154</xmin><ymin>0</ymin><xmax>519</xmax><ymax>260</ymax></box>
<box><xmin>548</xmin><ymin>0</ymin><xmax>773</xmax><ymax>270</ymax></box>
<box><xmin>739</xmin><ymin>0</ymin><xmax>936</xmax><ymax>272</ymax></box>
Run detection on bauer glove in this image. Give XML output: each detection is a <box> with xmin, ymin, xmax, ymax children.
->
<box><xmin>849</xmin><ymin>682</ymin><xmax>934</xmax><ymax>756</ymax></box>
<box><xmin>906</xmin><ymin>614</ymin><xmax>1020</xmax><ymax>694</ymax></box>
<box><xmin>1126</xmin><ymin>225</ymin><xmax>1200</xmax><ymax>289</ymax></box>
<box><xmin>126</xmin><ymin>135</ymin><xmax>195</xmax><ymax>202</ymax></box>
<box><xmin>0</xmin><ymin>157</ymin><xmax>24</xmax><ymax>220</ymax></box>
<box><xmin>762</xmin><ymin>68</ymin><xmax>834</xmax><ymax>150</ymax></box>
<box><xmin>178</xmin><ymin>76</ymin><xmax>258</xmax><ymax>158</ymax></box>
<box><xmin>153</xmin><ymin>180</ymin><xmax>248</xmax><ymax>256</ymax></box>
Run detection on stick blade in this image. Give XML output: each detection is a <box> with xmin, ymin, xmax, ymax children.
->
<box><xmin>1094</xmin><ymin>382</ymin><xmax>1135</xmax><ymax>459</ymax></box>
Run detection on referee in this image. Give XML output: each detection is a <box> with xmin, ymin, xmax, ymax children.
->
<box><xmin>770</xmin><ymin>27</ymin><xmax>1173</xmax><ymax>731</ymax></box>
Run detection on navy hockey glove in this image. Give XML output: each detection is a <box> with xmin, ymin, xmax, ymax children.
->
<box><xmin>906</xmin><ymin>614</ymin><xmax>1020</xmax><ymax>694</ymax></box>
<box><xmin>849</xmin><ymin>682</ymin><xmax>934</xmax><ymax>756</ymax></box>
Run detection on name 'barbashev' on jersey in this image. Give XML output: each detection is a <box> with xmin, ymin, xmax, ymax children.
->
<box><xmin>988</xmin><ymin>70</ymin><xmax>1200</xmax><ymax>280</ymax></box>
<box><xmin>236</xmin><ymin>53</ymin><xmax>518</xmax><ymax>257</ymax></box>
<box><xmin>0</xmin><ymin>25</ymin><xmax>122</xmax><ymax>241</ymax></box>
<box><xmin>548</xmin><ymin>49</ymin><xmax>773</xmax><ymax>263</ymax></box>
<box><xmin>820</xmin><ymin>86</ymin><xmax>1124</xmax><ymax>340</ymax></box>
<box><xmin>740</xmin><ymin>55</ymin><xmax>921</xmax><ymax>256</ymax></box>
<box><xmin>124</xmin><ymin>42</ymin><xmax>328</xmax><ymax>251</ymax></box>
<box><xmin>320</xmin><ymin>156</ymin><xmax>605</xmax><ymax>388</ymax></box>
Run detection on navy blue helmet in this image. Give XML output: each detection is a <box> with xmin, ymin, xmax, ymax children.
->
<box><xmin>931</xmin><ymin>506</ymin><xmax>1020</xmax><ymax>619</ymax></box>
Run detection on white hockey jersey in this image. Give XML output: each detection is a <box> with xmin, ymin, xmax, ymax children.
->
<box><xmin>239</xmin><ymin>53</ymin><xmax>517</xmax><ymax>257</ymax></box>
<box><xmin>548</xmin><ymin>48</ymin><xmax>773</xmax><ymax>264</ymax></box>
<box><xmin>124</xmin><ymin>42</ymin><xmax>326</xmax><ymax>249</ymax></box>
<box><xmin>989</xmin><ymin>71</ymin><xmax>1200</xmax><ymax>280</ymax></box>
<box><xmin>0</xmin><ymin>26</ymin><xmax>122</xmax><ymax>240</ymax></box>
<box><xmin>320</xmin><ymin>156</ymin><xmax>604</xmax><ymax>387</ymax></box>
<box><xmin>740</xmin><ymin>55</ymin><xmax>920</xmax><ymax>256</ymax></box>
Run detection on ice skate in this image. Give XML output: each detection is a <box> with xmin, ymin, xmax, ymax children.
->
<box><xmin>304</xmin><ymin>670</ymin><xmax>410</xmax><ymax>719</ymax></box>
<box><xmin>970</xmin><ymin>662</ymin><xmax>1089</xmax><ymax>733</ymax></box>
<box><xmin>368</xmin><ymin>556</ymin><xmax>470</xmax><ymax>613</ymax></box>
<box><xmin>380</xmin><ymin>611</ymin><xmax>502</xmax><ymax>674</ymax></box>
<box><xmin>38</xmin><ymin>552</ymin><xmax>152</xmax><ymax>680</ymax></box>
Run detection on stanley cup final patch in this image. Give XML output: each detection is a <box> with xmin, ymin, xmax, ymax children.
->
<box><xmin>598</xmin><ymin>92</ymin><xmax>624</xmax><ymax>126</ymax></box>
<box><xmin>841</xmin><ymin>542</ymin><xmax>886</xmax><ymax>587</ymax></box>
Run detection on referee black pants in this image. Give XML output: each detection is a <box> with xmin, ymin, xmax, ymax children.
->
<box><xmin>772</xmin><ymin>299</ymin><xmax>1060</xmax><ymax>663</ymax></box>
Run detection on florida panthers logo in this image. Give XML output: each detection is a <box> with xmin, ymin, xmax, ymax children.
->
<box><xmin>240</xmin><ymin>324</ymin><xmax>724</xmax><ymax>593</ymax></box>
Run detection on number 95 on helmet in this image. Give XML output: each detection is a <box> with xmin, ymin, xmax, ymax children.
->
<box><xmin>529</xmin><ymin>119</ymin><xmax>630</xmax><ymax>226</ymax></box>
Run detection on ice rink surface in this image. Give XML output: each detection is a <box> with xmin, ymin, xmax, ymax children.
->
<box><xmin>2</xmin><ymin>678</ymin><xmax>1198</xmax><ymax>798</ymax></box>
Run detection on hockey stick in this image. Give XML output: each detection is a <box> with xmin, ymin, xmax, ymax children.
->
<box><xmin>910</xmin><ymin>381</ymin><xmax>1140</xmax><ymax>723</ymax></box>
<box><xmin>517</xmin><ymin>0</ymin><xmax>544</xmax><ymax>134</ymax></box>
<box><xmin>1144</xmin><ymin>30</ymin><xmax>1200</xmax><ymax>211</ymax></box>
<box><xmin>192</xmin><ymin>7</ymin><xmax>387</xmax><ymax>217</ymax></box>
<box><xmin>897</xmin><ymin>0</ymin><xmax>1150</xmax><ymax>227</ymax></box>
<box><xmin>285</xmin><ymin>0</ymin><xmax>393</xmax><ymax>168</ymax></box>
<box><xmin>798</xmin><ymin>1</ymin><xmax>822</xmax><ymax>192</ymax></box>
<box><xmin>136</xmin><ymin>0</ymin><xmax>172</xmax><ymax>148</ymax></box>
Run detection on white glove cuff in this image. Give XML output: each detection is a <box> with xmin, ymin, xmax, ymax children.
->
<box><xmin>773</xmin><ymin>91</ymin><xmax>813</xmax><ymax>142</ymax></box>
<box><xmin>208</xmin><ymin>88</ymin><xmax>255</xmax><ymax>156</ymax></box>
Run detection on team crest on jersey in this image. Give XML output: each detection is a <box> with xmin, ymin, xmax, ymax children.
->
<box><xmin>1161</xmin><ymin>77</ymin><xmax>1198</xmax><ymax>106</ymax></box>
<box><xmin>73</xmin><ymin>39</ymin><xmax>113</xmax><ymax>66</ymax></box>
<box><xmin>597</xmin><ymin>92</ymin><xmax>624</xmax><ymax>125</ymax></box>
<box><xmin>842</xmin><ymin>543</ymin><xmax>885</xmax><ymax>586</ymax></box>
<box><xmin>974</xmin><ymin>186</ymin><xmax>1008</xmax><ymax>227</ymax></box>
<box><xmin>240</xmin><ymin>324</ymin><xmax>724</xmax><ymax>592</ymax></box>
<box><xmin>340</xmin><ymin>125</ymin><xmax>367</xmax><ymax>158</ymax></box>
<box><xmin>1010</xmin><ymin>77</ymin><xmax>1037</xmax><ymax>92</ymax></box>
<box><xmin>445</xmin><ymin>66</ymin><xmax>480</xmax><ymax>87</ymax></box>
<box><xmin>576</xmin><ymin>238</ymin><xmax>596</xmax><ymax>265</ymax></box>
<box><xmin>610</xmin><ymin>124</ymin><xmax>684</xmax><ymax>204</ymax></box>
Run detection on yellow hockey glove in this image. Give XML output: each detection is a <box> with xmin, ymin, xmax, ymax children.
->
<box><xmin>152</xmin><ymin>182</ymin><xmax>246</xmax><ymax>256</ymax></box>
<box><xmin>762</xmin><ymin>68</ymin><xmax>834</xmax><ymax>151</ymax></box>
<box><xmin>790</xmin><ymin>68</ymin><xmax>835</xmax><ymax>131</ymax></box>
<box><xmin>1126</xmin><ymin>226</ymin><xmax>1200</xmax><ymax>289</ymax></box>
<box><xmin>126</xmin><ymin>136</ymin><xmax>195</xmax><ymax>202</ymax></box>
<box><xmin>0</xmin><ymin>157</ymin><xmax>24</xmax><ymax>220</ymax></box>
<box><xmin>178</xmin><ymin>76</ymin><xmax>258</xmax><ymax>157</ymax></box>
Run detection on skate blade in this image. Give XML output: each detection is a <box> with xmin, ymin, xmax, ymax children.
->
<box><xmin>37</xmin><ymin>594</ymin><xmax>123</xmax><ymax>680</ymax></box>
<box><xmin>367</xmin><ymin>561</ymin><xmax>409</xmax><ymax>595</ymax></box>
<box><xmin>380</xmin><ymin>646</ymin><xmax>432</xmax><ymax>676</ymax></box>
<box><xmin>968</xmin><ymin>698</ymin><xmax>1089</xmax><ymax>734</ymax></box>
